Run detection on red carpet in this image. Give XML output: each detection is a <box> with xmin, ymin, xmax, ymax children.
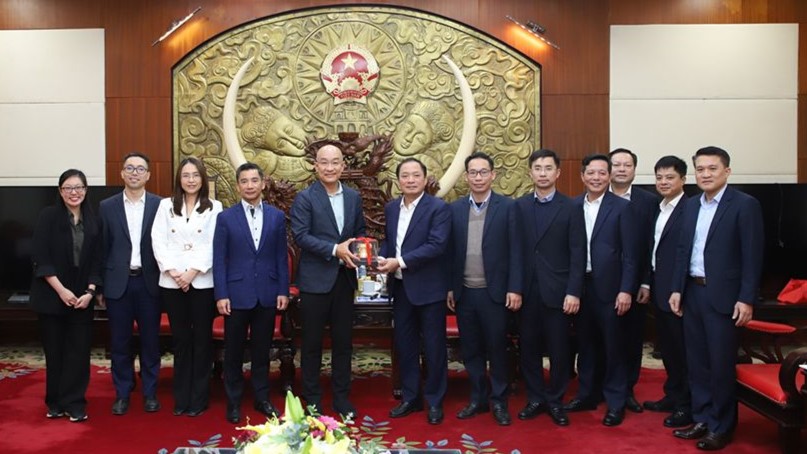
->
<box><xmin>0</xmin><ymin>362</ymin><xmax>789</xmax><ymax>453</ymax></box>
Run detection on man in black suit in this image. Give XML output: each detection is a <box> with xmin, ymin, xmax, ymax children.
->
<box><xmin>291</xmin><ymin>144</ymin><xmax>365</xmax><ymax>418</ymax></box>
<box><xmin>515</xmin><ymin>149</ymin><xmax>586</xmax><ymax>427</ymax></box>
<box><xmin>641</xmin><ymin>156</ymin><xmax>692</xmax><ymax>428</ymax></box>
<box><xmin>447</xmin><ymin>151</ymin><xmax>522</xmax><ymax>426</ymax></box>
<box><xmin>99</xmin><ymin>152</ymin><xmax>162</xmax><ymax>415</ymax></box>
<box><xmin>608</xmin><ymin>148</ymin><xmax>659</xmax><ymax>413</ymax></box>
<box><xmin>565</xmin><ymin>154</ymin><xmax>637</xmax><ymax>427</ymax></box>
<box><xmin>669</xmin><ymin>147</ymin><xmax>763</xmax><ymax>450</ymax></box>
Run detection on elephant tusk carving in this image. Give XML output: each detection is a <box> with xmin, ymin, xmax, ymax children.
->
<box><xmin>436</xmin><ymin>54</ymin><xmax>477</xmax><ymax>198</ymax></box>
<box><xmin>222</xmin><ymin>57</ymin><xmax>253</xmax><ymax>169</ymax></box>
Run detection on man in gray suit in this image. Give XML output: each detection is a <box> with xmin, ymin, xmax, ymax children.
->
<box><xmin>291</xmin><ymin>144</ymin><xmax>366</xmax><ymax>418</ymax></box>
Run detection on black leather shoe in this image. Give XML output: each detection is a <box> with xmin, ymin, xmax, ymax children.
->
<box><xmin>602</xmin><ymin>408</ymin><xmax>625</xmax><ymax>426</ymax></box>
<box><xmin>186</xmin><ymin>406</ymin><xmax>207</xmax><ymax>417</ymax></box>
<box><xmin>456</xmin><ymin>402</ymin><xmax>489</xmax><ymax>419</ymax></box>
<box><xmin>389</xmin><ymin>400</ymin><xmax>423</xmax><ymax>418</ymax></box>
<box><xmin>334</xmin><ymin>402</ymin><xmax>358</xmax><ymax>420</ymax></box>
<box><xmin>427</xmin><ymin>405</ymin><xmax>444</xmax><ymax>425</ymax></box>
<box><xmin>226</xmin><ymin>404</ymin><xmax>241</xmax><ymax>424</ymax></box>
<box><xmin>643</xmin><ymin>397</ymin><xmax>675</xmax><ymax>413</ymax></box>
<box><xmin>625</xmin><ymin>395</ymin><xmax>643</xmax><ymax>413</ymax></box>
<box><xmin>254</xmin><ymin>401</ymin><xmax>279</xmax><ymax>418</ymax></box>
<box><xmin>144</xmin><ymin>396</ymin><xmax>161</xmax><ymax>413</ymax></box>
<box><xmin>491</xmin><ymin>404</ymin><xmax>511</xmax><ymax>426</ymax></box>
<box><xmin>673</xmin><ymin>422</ymin><xmax>708</xmax><ymax>440</ymax></box>
<box><xmin>564</xmin><ymin>398</ymin><xmax>597</xmax><ymax>412</ymax></box>
<box><xmin>549</xmin><ymin>407</ymin><xmax>570</xmax><ymax>426</ymax></box>
<box><xmin>696</xmin><ymin>431</ymin><xmax>732</xmax><ymax>450</ymax></box>
<box><xmin>172</xmin><ymin>407</ymin><xmax>185</xmax><ymax>416</ymax></box>
<box><xmin>517</xmin><ymin>401</ymin><xmax>546</xmax><ymax>420</ymax></box>
<box><xmin>664</xmin><ymin>410</ymin><xmax>693</xmax><ymax>428</ymax></box>
<box><xmin>111</xmin><ymin>398</ymin><xmax>129</xmax><ymax>415</ymax></box>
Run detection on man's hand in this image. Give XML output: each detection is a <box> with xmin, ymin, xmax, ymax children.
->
<box><xmin>376</xmin><ymin>257</ymin><xmax>401</xmax><ymax>274</ymax></box>
<box><xmin>563</xmin><ymin>295</ymin><xmax>580</xmax><ymax>315</ymax></box>
<box><xmin>217</xmin><ymin>298</ymin><xmax>231</xmax><ymax>316</ymax></box>
<box><xmin>637</xmin><ymin>287</ymin><xmax>650</xmax><ymax>305</ymax></box>
<box><xmin>615</xmin><ymin>291</ymin><xmax>632</xmax><ymax>316</ymax></box>
<box><xmin>335</xmin><ymin>238</ymin><xmax>359</xmax><ymax>269</ymax></box>
<box><xmin>277</xmin><ymin>295</ymin><xmax>289</xmax><ymax>311</ymax></box>
<box><xmin>446</xmin><ymin>291</ymin><xmax>455</xmax><ymax>312</ymax></box>
<box><xmin>505</xmin><ymin>292</ymin><xmax>522</xmax><ymax>311</ymax></box>
<box><xmin>669</xmin><ymin>292</ymin><xmax>682</xmax><ymax>317</ymax></box>
<box><xmin>733</xmin><ymin>302</ymin><xmax>753</xmax><ymax>327</ymax></box>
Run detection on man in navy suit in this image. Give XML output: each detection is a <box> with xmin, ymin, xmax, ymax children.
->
<box><xmin>565</xmin><ymin>154</ymin><xmax>636</xmax><ymax>427</ymax></box>
<box><xmin>669</xmin><ymin>147</ymin><xmax>763</xmax><ymax>450</ymax></box>
<box><xmin>99</xmin><ymin>152</ymin><xmax>162</xmax><ymax>416</ymax></box>
<box><xmin>608</xmin><ymin>148</ymin><xmax>659</xmax><ymax>413</ymax></box>
<box><xmin>447</xmin><ymin>151</ymin><xmax>522</xmax><ymax>426</ymax></box>
<box><xmin>378</xmin><ymin>157</ymin><xmax>451</xmax><ymax>425</ymax></box>
<box><xmin>213</xmin><ymin>162</ymin><xmax>289</xmax><ymax>424</ymax></box>
<box><xmin>291</xmin><ymin>144</ymin><xmax>365</xmax><ymax>418</ymax></box>
<box><xmin>641</xmin><ymin>156</ymin><xmax>692</xmax><ymax>428</ymax></box>
<box><xmin>515</xmin><ymin>149</ymin><xmax>586</xmax><ymax>427</ymax></box>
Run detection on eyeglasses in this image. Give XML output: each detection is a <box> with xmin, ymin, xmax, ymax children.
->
<box><xmin>60</xmin><ymin>186</ymin><xmax>87</xmax><ymax>194</ymax></box>
<box><xmin>181</xmin><ymin>172</ymin><xmax>201</xmax><ymax>180</ymax></box>
<box><xmin>467</xmin><ymin>169</ymin><xmax>492</xmax><ymax>178</ymax></box>
<box><xmin>316</xmin><ymin>160</ymin><xmax>343</xmax><ymax>168</ymax></box>
<box><xmin>123</xmin><ymin>165</ymin><xmax>148</xmax><ymax>175</ymax></box>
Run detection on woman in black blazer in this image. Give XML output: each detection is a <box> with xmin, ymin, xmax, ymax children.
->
<box><xmin>30</xmin><ymin>169</ymin><xmax>102</xmax><ymax>423</ymax></box>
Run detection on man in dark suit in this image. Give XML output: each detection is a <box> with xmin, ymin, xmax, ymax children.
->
<box><xmin>515</xmin><ymin>149</ymin><xmax>586</xmax><ymax>427</ymax></box>
<box><xmin>669</xmin><ymin>146</ymin><xmax>763</xmax><ymax>450</ymax></box>
<box><xmin>99</xmin><ymin>152</ymin><xmax>162</xmax><ymax>415</ymax></box>
<box><xmin>291</xmin><ymin>144</ymin><xmax>365</xmax><ymax>418</ymax></box>
<box><xmin>565</xmin><ymin>154</ymin><xmax>637</xmax><ymax>427</ymax></box>
<box><xmin>213</xmin><ymin>162</ymin><xmax>289</xmax><ymax>424</ymax></box>
<box><xmin>608</xmin><ymin>148</ymin><xmax>659</xmax><ymax>413</ymax></box>
<box><xmin>447</xmin><ymin>151</ymin><xmax>522</xmax><ymax>426</ymax></box>
<box><xmin>378</xmin><ymin>157</ymin><xmax>451</xmax><ymax>425</ymax></box>
<box><xmin>641</xmin><ymin>155</ymin><xmax>692</xmax><ymax>428</ymax></box>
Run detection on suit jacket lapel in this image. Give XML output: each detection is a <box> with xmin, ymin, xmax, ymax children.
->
<box><xmin>659</xmin><ymin>197</ymin><xmax>685</xmax><ymax>242</ymax></box>
<box><xmin>591</xmin><ymin>194</ymin><xmax>613</xmax><ymax>240</ymax></box>
<box><xmin>403</xmin><ymin>195</ymin><xmax>429</xmax><ymax>243</ymax></box>
<box><xmin>235</xmin><ymin>204</ymin><xmax>257</xmax><ymax>253</ymax></box>
<box><xmin>114</xmin><ymin>196</ymin><xmax>131</xmax><ymax>243</ymax></box>
<box><xmin>481</xmin><ymin>193</ymin><xmax>499</xmax><ymax>242</ymax></box>
<box><xmin>534</xmin><ymin>197</ymin><xmax>562</xmax><ymax>243</ymax></box>
<box><xmin>140</xmin><ymin>195</ymin><xmax>158</xmax><ymax>248</ymax></box>
<box><xmin>706</xmin><ymin>188</ymin><xmax>733</xmax><ymax>246</ymax></box>
<box><xmin>313</xmin><ymin>181</ymin><xmax>340</xmax><ymax>235</ymax></box>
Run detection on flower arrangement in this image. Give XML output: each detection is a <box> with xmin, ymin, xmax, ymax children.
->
<box><xmin>233</xmin><ymin>391</ymin><xmax>387</xmax><ymax>454</ymax></box>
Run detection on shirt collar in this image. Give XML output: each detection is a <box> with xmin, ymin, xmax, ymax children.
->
<box><xmin>585</xmin><ymin>192</ymin><xmax>605</xmax><ymax>205</ymax></box>
<box><xmin>468</xmin><ymin>191</ymin><xmax>492</xmax><ymax>207</ymax></box>
<box><xmin>660</xmin><ymin>191</ymin><xmax>684</xmax><ymax>210</ymax></box>
<box><xmin>123</xmin><ymin>191</ymin><xmax>146</xmax><ymax>205</ymax></box>
<box><xmin>241</xmin><ymin>199</ymin><xmax>263</xmax><ymax>212</ymax></box>
<box><xmin>400</xmin><ymin>192</ymin><xmax>425</xmax><ymax>210</ymax></box>
<box><xmin>326</xmin><ymin>182</ymin><xmax>343</xmax><ymax>197</ymax></box>
<box><xmin>534</xmin><ymin>189</ymin><xmax>556</xmax><ymax>203</ymax></box>
<box><xmin>610</xmin><ymin>184</ymin><xmax>632</xmax><ymax>200</ymax></box>
<box><xmin>700</xmin><ymin>184</ymin><xmax>727</xmax><ymax>206</ymax></box>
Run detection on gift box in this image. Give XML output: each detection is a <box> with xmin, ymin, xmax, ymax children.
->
<box><xmin>350</xmin><ymin>237</ymin><xmax>380</xmax><ymax>270</ymax></box>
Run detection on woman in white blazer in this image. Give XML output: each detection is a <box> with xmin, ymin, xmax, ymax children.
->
<box><xmin>151</xmin><ymin>157</ymin><xmax>222</xmax><ymax>416</ymax></box>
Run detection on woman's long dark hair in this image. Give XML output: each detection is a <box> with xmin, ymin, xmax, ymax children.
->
<box><xmin>172</xmin><ymin>157</ymin><xmax>213</xmax><ymax>216</ymax></box>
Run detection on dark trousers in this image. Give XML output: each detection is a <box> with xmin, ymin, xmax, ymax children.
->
<box><xmin>624</xmin><ymin>302</ymin><xmax>647</xmax><ymax>392</ymax></box>
<box><xmin>575</xmin><ymin>284</ymin><xmax>628</xmax><ymax>411</ymax></box>
<box><xmin>655</xmin><ymin>307</ymin><xmax>690</xmax><ymax>411</ymax></box>
<box><xmin>163</xmin><ymin>287</ymin><xmax>215</xmax><ymax>412</ymax></box>
<box><xmin>519</xmin><ymin>299</ymin><xmax>573</xmax><ymax>408</ymax></box>
<box><xmin>393</xmin><ymin>284</ymin><xmax>447</xmax><ymax>407</ymax></box>
<box><xmin>683</xmin><ymin>280</ymin><xmax>739</xmax><ymax>435</ymax></box>
<box><xmin>299</xmin><ymin>268</ymin><xmax>355</xmax><ymax>407</ymax></box>
<box><xmin>38</xmin><ymin>308</ymin><xmax>93</xmax><ymax>414</ymax></box>
<box><xmin>455</xmin><ymin>287</ymin><xmax>510</xmax><ymax>405</ymax></box>
<box><xmin>223</xmin><ymin>304</ymin><xmax>275</xmax><ymax>406</ymax></box>
<box><xmin>106</xmin><ymin>274</ymin><xmax>161</xmax><ymax>399</ymax></box>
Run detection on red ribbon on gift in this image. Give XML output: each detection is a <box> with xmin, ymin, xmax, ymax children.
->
<box><xmin>354</xmin><ymin>236</ymin><xmax>375</xmax><ymax>266</ymax></box>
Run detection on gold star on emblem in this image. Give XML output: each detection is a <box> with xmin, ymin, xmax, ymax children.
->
<box><xmin>341</xmin><ymin>53</ymin><xmax>358</xmax><ymax>70</ymax></box>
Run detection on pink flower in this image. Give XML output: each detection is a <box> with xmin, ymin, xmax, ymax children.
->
<box><xmin>317</xmin><ymin>415</ymin><xmax>340</xmax><ymax>431</ymax></box>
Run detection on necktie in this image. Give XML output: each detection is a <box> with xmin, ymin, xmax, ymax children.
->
<box><xmin>250</xmin><ymin>207</ymin><xmax>255</xmax><ymax>218</ymax></box>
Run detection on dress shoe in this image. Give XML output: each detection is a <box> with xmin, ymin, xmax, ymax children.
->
<box><xmin>67</xmin><ymin>411</ymin><xmax>88</xmax><ymax>423</ymax></box>
<box><xmin>517</xmin><ymin>401</ymin><xmax>546</xmax><ymax>420</ymax></box>
<box><xmin>254</xmin><ymin>401</ymin><xmax>279</xmax><ymax>418</ymax></box>
<box><xmin>427</xmin><ymin>405</ymin><xmax>444</xmax><ymax>425</ymax></box>
<box><xmin>625</xmin><ymin>395</ymin><xmax>643</xmax><ymax>413</ymax></box>
<box><xmin>389</xmin><ymin>400</ymin><xmax>423</xmax><ymax>418</ymax></box>
<box><xmin>144</xmin><ymin>396</ymin><xmax>161</xmax><ymax>413</ymax></box>
<box><xmin>643</xmin><ymin>397</ymin><xmax>675</xmax><ymax>413</ymax></box>
<box><xmin>186</xmin><ymin>407</ymin><xmax>207</xmax><ymax>417</ymax></box>
<box><xmin>602</xmin><ymin>408</ymin><xmax>625</xmax><ymax>426</ymax></box>
<box><xmin>226</xmin><ymin>404</ymin><xmax>241</xmax><ymax>424</ymax></box>
<box><xmin>334</xmin><ymin>402</ymin><xmax>358</xmax><ymax>420</ymax></box>
<box><xmin>696</xmin><ymin>431</ymin><xmax>732</xmax><ymax>451</ymax></box>
<box><xmin>46</xmin><ymin>408</ymin><xmax>64</xmax><ymax>419</ymax></box>
<box><xmin>172</xmin><ymin>408</ymin><xmax>185</xmax><ymax>416</ymax></box>
<box><xmin>664</xmin><ymin>409</ymin><xmax>693</xmax><ymax>428</ymax></box>
<box><xmin>673</xmin><ymin>422</ymin><xmax>708</xmax><ymax>440</ymax></box>
<box><xmin>111</xmin><ymin>398</ymin><xmax>129</xmax><ymax>415</ymax></box>
<box><xmin>549</xmin><ymin>407</ymin><xmax>570</xmax><ymax>426</ymax></box>
<box><xmin>563</xmin><ymin>398</ymin><xmax>597</xmax><ymax>412</ymax></box>
<box><xmin>491</xmin><ymin>404</ymin><xmax>511</xmax><ymax>426</ymax></box>
<box><xmin>456</xmin><ymin>402</ymin><xmax>489</xmax><ymax>419</ymax></box>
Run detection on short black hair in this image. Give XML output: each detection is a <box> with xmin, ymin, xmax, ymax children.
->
<box><xmin>122</xmin><ymin>151</ymin><xmax>150</xmax><ymax>169</ymax></box>
<box><xmin>464</xmin><ymin>151</ymin><xmax>494</xmax><ymax>171</ymax></box>
<box><xmin>692</xmin><ymin>146</ymin><xmax>730</xmax><ymax>168</ymax></box>
<box><xmin>236</xmin><ymin>162</ymin><xmax>264</xmax><ymax>181</ymax></box>
<box><xmin>528</xmin><ymin>149</ymin><xmax>560</xmax><ymax>168</ymax></box>
<box><xmin>396</xmin><ymin>157</ymin><xmax>427</xmax><ymax>178</ymax></box>
<box><xmin>654</xmin><ymin>155</ymin><xmax>688</xmax><ymax>178</ymax></box>
<box><xmin>609</xmin><ymin>148</ymin><xmax>637</xmax><ymax>166</ymax></box>
<box><xmin>581</xmin><ymin>154</ymin><xmax>611</xmax><ymax>173</ymax></box>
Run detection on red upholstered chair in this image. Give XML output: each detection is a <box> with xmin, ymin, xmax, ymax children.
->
<box><xmin>736</xmin><ymin>320</ymin><xmax>807</xmax><ymax>454</ymax></box>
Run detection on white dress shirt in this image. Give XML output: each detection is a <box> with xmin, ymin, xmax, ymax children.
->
<box><xmin>583</xmin><ymin>192</ymin><xmax>604</xmax><ymax>273</ymax></box>
<box><xmin>689</xmin><ymin>185</ymin><xmax>727</xmax><ymax>278</ymax></box>
<box><xmin>242</xmin><ymin>199</ymin><xmax>264</xmax><ymax>250</ymax></box>
<box><xmin>394</xmin><ymin>192</ymin><xmax>424</xmax><ymax>279</ymax></box>
<box><xmin>652</xmin><ymin>192</ymin><xmax>684</xmax><ymax>271</ymax></box>
<box><xmin>123</xmin><ymin>191</ymin><xmax>146</xmax><ymax>268</ymax></box>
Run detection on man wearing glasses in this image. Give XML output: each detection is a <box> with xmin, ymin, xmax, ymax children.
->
<box><xmin>98</xmin><ymin>152</ymin><xmax>162</xmax><ymax>416</ymax></box>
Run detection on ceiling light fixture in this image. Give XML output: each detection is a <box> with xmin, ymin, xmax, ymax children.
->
<box><xmin>152</xmin><ymin>6</ymin><xmax>202</xmax><ymax>46</ymax></box>
<box><xmin>505</xmin><ymin>15</ymin><xmax>560</xmax><ymax>50</ymax></box>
